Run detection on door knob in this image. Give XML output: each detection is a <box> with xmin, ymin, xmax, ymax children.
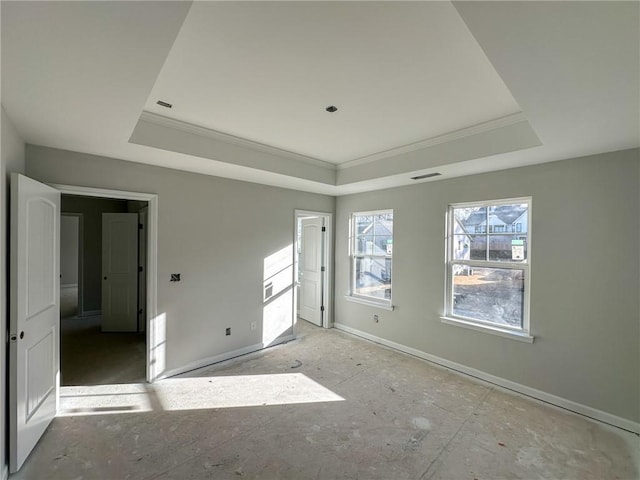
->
<box><xmin>19</xmin><ymin>331</ymin><xmax>24</xmax><ymax>340</ymax></box>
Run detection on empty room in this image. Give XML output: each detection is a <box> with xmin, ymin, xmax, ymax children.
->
<box><xmin>1</xmin><ymin>1</ymin><xmax>639</xmax><ymax>479</ymax></box>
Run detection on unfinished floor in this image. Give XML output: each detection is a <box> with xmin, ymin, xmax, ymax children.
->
<box><xmin>61</xmin><ymin>315</ymin><xmax>146</xmax><ymax>386</ymax></box>
<box><xmin>11</xmin><ymin>320</ymin><xmax>639</xmax><ymax>480</ymax></box>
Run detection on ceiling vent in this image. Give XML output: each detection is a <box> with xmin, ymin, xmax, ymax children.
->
<box><xmin>411</xmin><ymin>172</ymin><xmax>442</xmax><ymax>180</ymax></box>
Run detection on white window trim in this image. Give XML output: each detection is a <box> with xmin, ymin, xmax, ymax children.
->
<box><xmin>443</xmin><ymin>197</ymin><xmax>533</xmax><ymax>342</ymax></box>
<box><xmin>348</xmin><ymin>209</ymin><xmax>393</xmax><ymax>308</ymax></box>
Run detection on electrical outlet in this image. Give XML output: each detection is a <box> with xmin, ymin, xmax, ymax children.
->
<box><xmin>250</xmin><ymin>321</ymin><xmax>257</xmax><ymax>331</ymax></box>
<box><xmin>226</xmin><ymin>327</ymin><xmax>231</xmax><ymax>336</ymax></box>
<box><xmin>373</xmin><ymin>314</ymin><xmax>379</xmax><ymax>323</ymax></box>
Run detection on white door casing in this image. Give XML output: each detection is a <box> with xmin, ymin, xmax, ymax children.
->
<box><xmin>9</xmin><ymin>173</ymin><xmax>60</xmax><ymax>472</ymax></box>
<box><xmin>299</xmin><ymin>217</ymin><xmax>324</xmax><ymax>326</ymax></box>
<box><xmin>102</xmin><ymin>213</ymin><xmax>138</xmax><ymax>332</ymax></box>
<box><xmin>138</xmin><ymin>208</ymin><xmax>148</xmax><ymax>333</ymax></box>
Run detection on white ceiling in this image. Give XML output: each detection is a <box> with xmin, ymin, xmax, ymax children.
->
<box><xmin>2</xmin><ymin>1</ymin><xmax>638</xmax><ymax>196</ymax></box>
<box><xmin>144</xmin><ymin>2</ymin><xmax>521</xmax><ymax>164</ymax></box>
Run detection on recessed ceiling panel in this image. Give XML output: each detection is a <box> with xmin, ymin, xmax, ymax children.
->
<box><xmin>144</xmin><ymin>1</ymin><xmax>522</xmax><ymax>163</ymax></box>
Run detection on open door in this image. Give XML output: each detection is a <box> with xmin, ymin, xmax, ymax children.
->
<box><xmin>101</xmin><ymin>213</ymin><xmax>138</xmax><ymax>332</ymax></box>
<box><xmin>9</xmin><ymin>173</ymin><xmax>60</xmax><ymax>472</ymax></box>
<box><xmin>299</xmin><ymin>216</ymin><xmax>324</xmax><ymax>326</ymax></box>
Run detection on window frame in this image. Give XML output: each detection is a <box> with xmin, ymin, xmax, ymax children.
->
<box><xmin>348</xmin><ymin>209</ymin><xmax>394</xmax><ymax>309</ymax></box>
<box><xmin>443</xmin><ymin>197</ymin><xmax>532</xmax><ymax>341</ymax></box>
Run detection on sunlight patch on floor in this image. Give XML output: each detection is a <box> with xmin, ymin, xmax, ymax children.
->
<box><xmin>155</xmin><ymin>373</ymin><xmax>344</xmax><ymax>410</ymax></box>
<box><xmin>56</xmin><ymin>373</ymin><xmax>343</xmax><ymax>416</ymax></box>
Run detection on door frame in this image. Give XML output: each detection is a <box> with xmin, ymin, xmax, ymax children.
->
<box><xmin>51</xmin><ymin>184</ymin><xmax>158</xmax><ymax>383</ymax></box>
<box><xmin>60</xmin><ymin>212</ymin><xmax>84</xmax><ymax>317</ymax></box>
<box><xmin>294</xmin><ymin>210</ymin><xmax>333</xmax><ymax>329</ymax></box>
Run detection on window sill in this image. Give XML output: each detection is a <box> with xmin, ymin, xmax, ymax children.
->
<box><xmin>345</xmin><ymin>295</ymin><xmax>394</xmax><ymax>311</ymax></box>
<box><xmin>440</xmin><ymin>316</ymin><xmax>534</xmax><ymax>343</ymax></box>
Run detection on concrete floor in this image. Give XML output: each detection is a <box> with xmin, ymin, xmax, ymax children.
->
<box><xmin>11</xmin><ymin>320</ymin><xmax>639</xmax><ymax>479</ymax></box>
<box><xmin>61</xmin><ymin>315</ymin><xmax>146</xmax><ymax>386</ymax></box>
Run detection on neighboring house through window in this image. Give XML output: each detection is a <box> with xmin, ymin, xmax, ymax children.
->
<box><xmin>444</xmin><ymin>198</ymin><xmax>531</xmax><ymax>340</ymax></box>
<box><xmin>349</xmin><ymin>210</ymin><xmax>393</xmax><ymax>307</ymax></box>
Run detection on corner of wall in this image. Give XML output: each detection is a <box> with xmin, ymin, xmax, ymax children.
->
<box><xmin>1</xmin><ymin>107</ymin><xmax>26</xmax><ymax>476</ymax></box>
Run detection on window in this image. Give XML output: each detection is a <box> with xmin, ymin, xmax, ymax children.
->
<box><xmin>349</xmin><ymin>210</ymin><xmax>393</xmax><ymax>306</ymax></box>
<box><xmin>445</xmin><ymin>198</ymin><xmax>531</xmax><ymax>337</ymax></box>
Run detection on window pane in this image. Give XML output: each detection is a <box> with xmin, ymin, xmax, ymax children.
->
<box><xmin>489</xmin><ymin>204</ymin><xmax>528</xmax><ymax>235</ymax></box>
<box><xmin>354</xmin><ymin>256</ymin><xmax>391</xmax><ymax>300</ymax></box>
<box><xmin>373</xmin><ymin>212</ymin><xmax>394</xmax><ymax>235</ymax></box>
<box><xmin>489</xmin><ymin>235</ymin><xmax>527</xmax><ymax>262</ymax></box>
<box><xmin>452</xmin><ymin>267</ymin><xmax>524</xmax><ymax>328</ymax></box>
<box><xmin>375</xmin><ymin>235</ymin><xmax>393</xmax><ymax>255</ymax></box>
<box><xmin>355</xmin><ymin>235</ymin><xmax>374</xmax><ymax>254</ymax></box>
<box><xmin>355</xmin><ymin>215</ymin><xmax>374</xmax><ymax>234</ymax></box>
<box><xmin>454</xmin><ymin>206</ymin><xmax>486</xmax><ymax>235</ymax></box>
<box><xmin>452</xmin><ymin>235</ymin><xmax>470</xmax><ymax>260</ymax></box>
<box><xmin>453</xmin><ymin>234</ymin><xmax>486</xmax><ymax>261</ymax></box>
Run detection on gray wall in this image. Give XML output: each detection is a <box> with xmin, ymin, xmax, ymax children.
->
<box><xmin>62</xmin><ymin>196</ymin><xmax>128</xmax><ymax>313</ymax></box>
<box><xmin>335</xmin><ymin>148</ymin><xmax>640</xmax><ymax>424</ymax></box>
<box><xmin>1</xmin><ymin>107</ymin><xmax>26</xmax><ymax>480</ymax></box>
<box><xmin>27</xmin><ymin>144</ymin><xmax>335</xmax><ymax>377</ymax></box>
<box><xmin>60</xmin><ymin>215</ymin><xmax>79</xmax><ymax>286</ymax></box>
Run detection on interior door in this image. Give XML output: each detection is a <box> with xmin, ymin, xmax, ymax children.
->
<box><xmin>102</xmin><ymin>213</ymin><xmax>138</xmax><ymax>332</ymax></box>
<box><xmin>9</xmin><ymin>173</ymin><xmax>60</xmax><ymax>472</ymax></box>
<box><xmin>299</xmin><ymin>217</ymin><xmax>324</xmax><ymax>326</ymax></box>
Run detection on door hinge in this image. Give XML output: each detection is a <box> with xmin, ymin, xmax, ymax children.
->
<box><xmin>320</xmin><ymin>305</ymin><xmax>325</xmax><ymax>312</ymax></box>
<box><xmin>321</xmin><ymin>266</ymin><xmax>325</xmax><ymax>272</ymax></box>
<box><xmin>321</xmin><ymin>226</ymin><xmax>326</xmax><ymax>232</ymax></box>
<box><xmin>138</xmin><ymin>266</ymin><xmax>143</xmax><ymax>273</ymax></box>
<box><xmin>139</xmin><ymin>223</ymin><xmax>144</xmax><ymax>230</ymax></box>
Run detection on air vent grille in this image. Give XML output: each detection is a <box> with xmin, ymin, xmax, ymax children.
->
<box><xmin>411</xmin><ymin>172</ymin><xmax>442</xmax><ymax>180</ymax></box>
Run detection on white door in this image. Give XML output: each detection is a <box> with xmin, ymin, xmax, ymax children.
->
<box><xmin>102</xmin><ymin>213</ymin><xmax>138</xmax><ymax>332</ymax></box>
<box><xmin>9</xmin><ymin>173</ymin><xmax>60</xmax><ymax>472</ymax></box>
<box><xmin>299</xmin><ymin>217</ymin><xmax>324</xmax><ymax>326</ymax></box>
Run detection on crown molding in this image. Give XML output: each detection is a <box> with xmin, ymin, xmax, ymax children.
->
<box><xmin>337</xmin><ymin>112</ymin><xmax>528</xmax><ymax>170</ymax></box>
<box><xmin>139</xmin><ymin>111</ymin><xmax>336</xmax><ymax>171</ymax></box>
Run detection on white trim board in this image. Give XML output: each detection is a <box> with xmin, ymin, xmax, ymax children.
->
<box><xmin>337</xmin><ymin>112</ymin><xmax>527</xmax><ymax>170</ymax></box>
<box><xmin>334</xmin><ymin>323</ymin><xmax>640</xmax><ymax>435</ymax></box>
<box><xmin>157</xmin><ymin>335</ymin><xmax>295</xmax><ymax>380</ymax></box>
<box><xmin>139</xmin><ymin>111</ymin><xmax>334</xmax><ymax>171</ymax></box>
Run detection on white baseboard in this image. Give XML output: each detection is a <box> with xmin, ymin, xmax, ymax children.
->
<box><xmin>334</xmin><ymin>323</ymin><xmax>640</xmax><ymax>435</ymax></box>
<box><xmin>156</xmin><ymin>334</ymin><xmax>296</xmax><ymax>381</ymax></box>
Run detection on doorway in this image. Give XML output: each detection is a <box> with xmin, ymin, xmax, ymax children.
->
<box><xmin>52</xmin><ymin>183</ymin><xmax>159</xmax><ymax>383</ymax></box>
<box><xmin>59</xmin><ymin>195</ymin><xmax>148</xmax><ymax>386</ymax></box>
<box><xmin>294</xmin><ymin>210</ymin><xmax>332</xmax><ymax>329</ymax></box>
